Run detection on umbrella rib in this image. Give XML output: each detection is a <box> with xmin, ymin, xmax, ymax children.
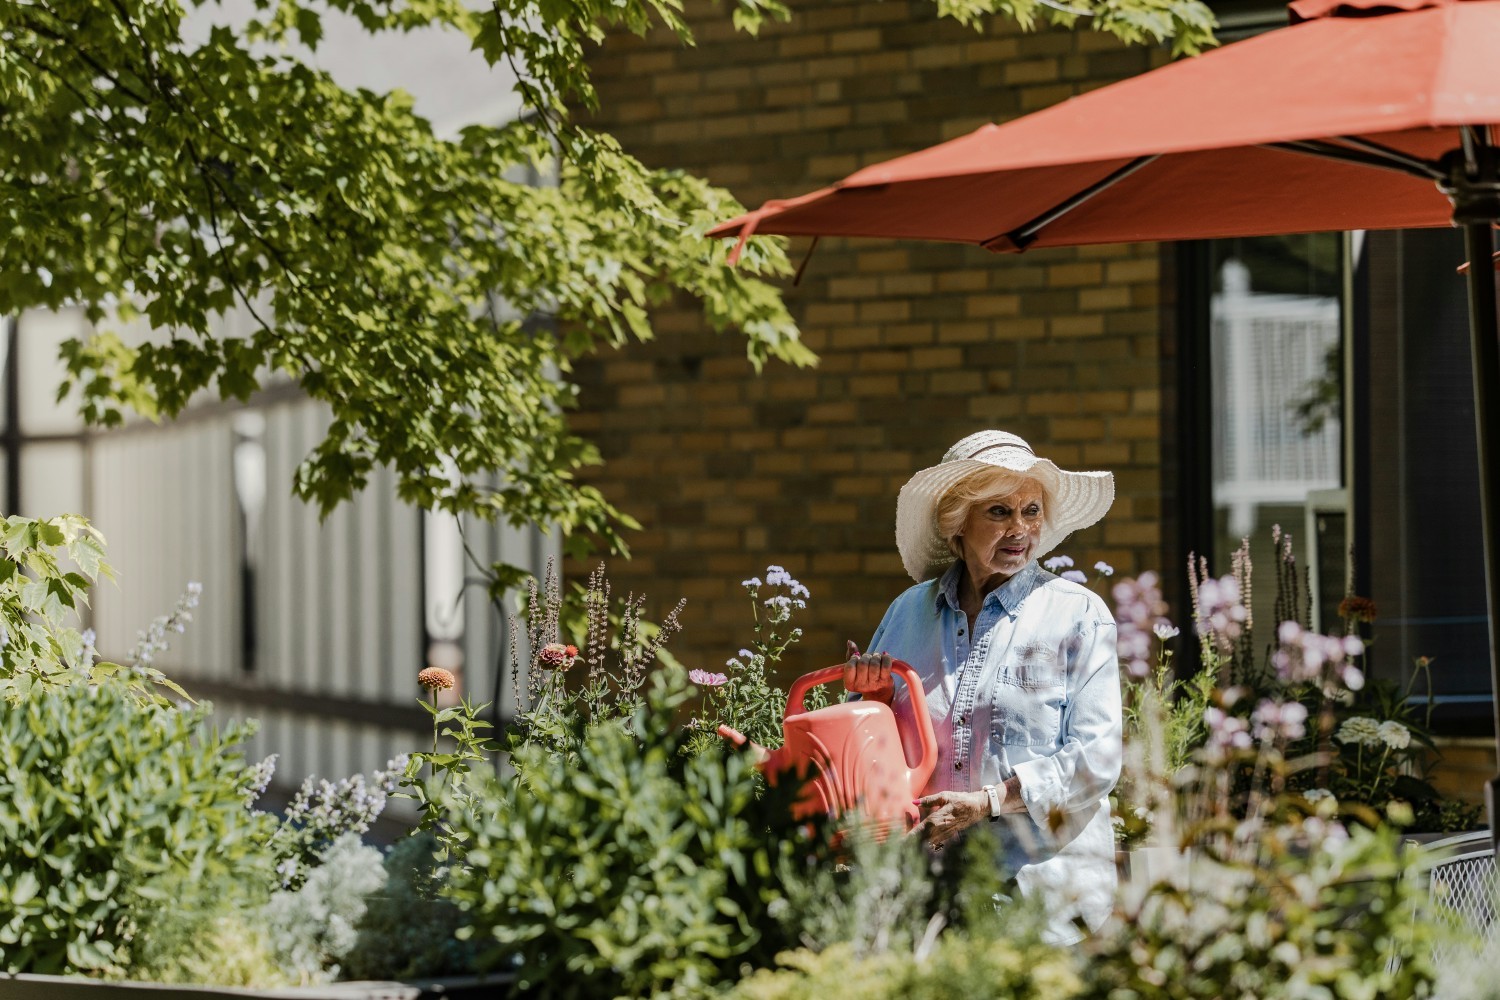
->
<box><xmin>983</xmin><ymin>154</ymin><xmax>1159</xmax><ymax>252</ymax></box>
<box><xmin>1264</xmin><ymin>139</ymin><xmax>1443</xmax><ymax>182</ymax></box>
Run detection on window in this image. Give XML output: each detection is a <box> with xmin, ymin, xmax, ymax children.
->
<box><xmin>1176</xmin><ymin>227</ymin><xmax>1491</xmax><ymax>734</ymax></box>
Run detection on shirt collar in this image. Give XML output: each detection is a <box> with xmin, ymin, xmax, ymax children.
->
<box><xmin>935</xmin><ymin>560</ymin><xmax>1041</xmax><ymax>618</ymax></box>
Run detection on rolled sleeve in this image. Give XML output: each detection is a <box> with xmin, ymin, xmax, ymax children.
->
<box><xmin>1011</xmin><ymin>618</ymin><xmax>1122</xmax><ymax>827</ymax></box>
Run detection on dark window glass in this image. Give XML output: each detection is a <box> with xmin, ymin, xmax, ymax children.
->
<box><xmin>1357</xmin><ymin>228</ymin><xmax>1490</xmax><ymax>725</ymax></box>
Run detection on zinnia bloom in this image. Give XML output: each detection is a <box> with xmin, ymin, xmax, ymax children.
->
<box><xmin>538</xmin><ymin>642</ymin><xmax>578</xmax><ymax>670</ymax></box>
<box><xmin>1338</xmin><ymin>595</ymin><xmax>1378</xmax><ymax>624</ymax></box>
<box><xmin>1335</xmin><ymin>716</ymin><xmax>1381</xmax><ymax>748</ymax></box>
<box><xmin>1377</xmin><ymin>720</ymin><xmax>1412</xmax><ymax>750</ymax></box>
<box><xmin>418</xmin><ymin>667</ymin><xmax>456</xmax><ymax>691</ymax></box>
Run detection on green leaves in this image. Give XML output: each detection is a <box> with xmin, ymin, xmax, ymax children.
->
<box><xmin>0</xmin><ymin>680</ymin><xmax>275</xmax><ymax>975</ymax></box>
<box><xmin>935</xmin><ymin>0</ymin><xmax>1217</xmax><ymax>57</ymax></box>
<box><xmin>4</xmin><ymin>0</ymin><xmax>1214</xmax><ymax>559</ymax></box>
<box><xmin>444</xmin><ymin>671</ymin><xmax>829</xmax><ymax>998</ymax></box>
<box><xmin>4</xmin><ymin>0</ymin><xmax>809</xmax><ymax>558</ymax></box>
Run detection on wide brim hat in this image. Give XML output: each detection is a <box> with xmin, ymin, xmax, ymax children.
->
<box><xmin>895</xmin><ymin>430</ymin><xmax>1115</xmax><ymax>582</ymax></box>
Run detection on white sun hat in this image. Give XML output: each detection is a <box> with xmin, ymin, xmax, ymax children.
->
<box><xmin>895</xmin><ymin>430</ymin><xmax>1115</xmax><ymax>582</ymax></box>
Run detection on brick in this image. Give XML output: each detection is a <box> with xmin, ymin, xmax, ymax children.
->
<box><xmin>1004</xmin><ymin>58</ymin><xmax>1060</xmax><ymax>84</ymax></box>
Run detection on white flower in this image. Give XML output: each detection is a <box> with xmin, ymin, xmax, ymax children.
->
<box><xmin>1304</xmin><ymin>788</ymin><xmax>1334</xmax><ymax>803</ymax></box>
<box><xmin>1094</xmin><ymin>561</ymin><xmax>1115</xmax><ymax>577</ymax></box>
<box><xmin>1061</xmin><ymin>569</ymin><xmax>1087</xmax><ymax>584</ymax></box>
<box><xmin>1335</xmin><ymin>716</ymin><xmax>1382</xmax><ymax>748</ymax></box>
<box><xmin>1377</xmin><ymin>720</ymin><xmax>1411</xmax><ymax>750</ymax></box>
<box><xmin>1153</xmin><ymin>621</ymin><xmax>1180</xmax><ymax>641</ymax></box>
<box><xmin>1043</xmin><ymin>555</ymin><xmax>1075</xmax><ymax>571</ymax></box>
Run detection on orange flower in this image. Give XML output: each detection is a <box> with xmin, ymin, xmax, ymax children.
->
<box><xmin>418</xmin><ymin>667</ymin><xmax>457</xmax><ymax>691</ymax></box>
<box><xmin>1338</xmin><ymin>595</ymin><xmax>1378</xmax><ymax>624</ymax></box>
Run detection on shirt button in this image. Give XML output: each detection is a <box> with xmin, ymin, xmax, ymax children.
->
<box><xmin>957</xmin><ymin>628</ymin><xmax>965</xmax><ymax>635</ymax></box>
<box><xmin>954</xmin><ymin>762</ymin><xmax>963</xmax><ymax>771</ymax></box>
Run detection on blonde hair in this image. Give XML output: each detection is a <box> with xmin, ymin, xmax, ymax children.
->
<box><xmin>935</xmin><ymin>467</ymin><xmax>1050</xmax><ymax>559</ymax></box>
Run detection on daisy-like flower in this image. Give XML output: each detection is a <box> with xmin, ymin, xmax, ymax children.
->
<box><xmin>1153</xmin><ymin>621</ymin><xmax>1180</xmax><ymax>641</ymax></box>
<box><xmin>418</xmin><ymin>667</ymin><xmax>456</xmax><ymax>691</ymax></box>
<box><xmin>538</xmin><ymin>642</ymin><xmax>579</xmax><ymax>670</ymax></box>
<box><xmin>1377</xmin><ymin>720</ymin><xmax>1411</xmax><ymax>750</ymax></box>
<box><xmin>1335</xmin><ymin>716</ymin><xmax>1382</xmax><ymax>748</ymax></box>
<box><xmin>689</xmin><ymin>668</ymin><xmax>728</xmax><ymax>687</ymax></box>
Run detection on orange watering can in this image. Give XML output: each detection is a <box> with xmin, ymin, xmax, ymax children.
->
<box><xmin>718</xmin><ymin>660</ymin><xmax>937</xmax><ymax>840</ymax></box>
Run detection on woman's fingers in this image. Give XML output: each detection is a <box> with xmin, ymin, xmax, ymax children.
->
<box><xmin>910</xmin><ymin>791</ymin><xmax>982</xmax><ymax>845</ymax></box>
<box><xmin>843</xmin><ymin>644</ymin><xmax>895</xmax><ymax>695</ymax></box>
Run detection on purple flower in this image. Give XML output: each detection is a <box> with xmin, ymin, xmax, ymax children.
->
<box><xmin>1195</xmin><ymin>575</ymin><xmax>1247</xmax><ymax>649</ymax></box>
<box><xmin>1273</xmin><ymin>620</ymin><xmax>1365</xmax><ymax>689</ymax></box>
<box><xmin>1251</xmin><ymin>698</ymin><xmax>1308</xmax><ymax>742</ymax></box>
<box><xmin>689</xmin><ymin>668</ymin><xmax>728</xmax><ymax>687</ymax></box>
<box><xmin>1060</xmin><ymin>569</ymin><xmax>1088</xmax><ymax>585</ymax></box>
<box><xmin>1204</xmin><ymin>705</ymin><xmax>1252</xmax><ymax>758</ymax></box>
<box><xmin>1112</xmin><ymin>572</ymin><xmax>1168</xmax><ymax>680</ymax></box>
<box><xmin>1094</xmin><ymin>561</ymin><xmax>1115</xmax><ymax>577</ymax></box>
<box><xmin>1043</xmin><ymin>554</ymin><xmax>1075</xmax><ymax>571</ymax></box>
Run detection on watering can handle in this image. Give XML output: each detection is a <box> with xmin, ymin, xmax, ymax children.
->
<box><xmin>785</xmin><ymin>660</ymin><xmax>937</xmax><ymax>780</ymax></box>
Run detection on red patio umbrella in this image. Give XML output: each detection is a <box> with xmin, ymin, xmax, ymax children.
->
<box><xmin>711</xmin><ymin>0</ymin><xmax>1500</xmax><ymax>841</ymax></box>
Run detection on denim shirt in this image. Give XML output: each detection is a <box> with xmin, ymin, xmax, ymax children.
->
<box><xmin>867</xmin><ymin>560</ymin><xmax>1122</xmax><ymax>943</ymax></box>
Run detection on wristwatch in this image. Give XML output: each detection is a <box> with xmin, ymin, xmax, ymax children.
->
<box><xmin>982</xmin><ymin>783</ymin><xmax>1003</xmax><ymax>819</ymax></box>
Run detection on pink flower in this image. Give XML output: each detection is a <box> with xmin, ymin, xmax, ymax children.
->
<box><xmin>538</xmin><ymin>642</ymin><xmax>578</xmax><ymax>670</ymax></box>
<box><xmin>689</xmin><ymin>668</ymin><xmax>728</xmax><ymax>687</ymax></box>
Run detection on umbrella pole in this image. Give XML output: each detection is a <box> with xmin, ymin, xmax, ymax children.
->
<box><xmin>1461</xmin><ymin>220</ymin><xmax>1500</xmax><ymax>849</ymax></box>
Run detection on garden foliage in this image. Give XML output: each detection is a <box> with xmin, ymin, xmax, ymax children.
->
<box><xmin>0</xmin><ymin>680</ymin><xmax>275</xmax><ymax>975</ymax></box>
<box><xmin>445</xmin><ymin>670</ymin><xmax>829</xmax><ymax>999</ymax></box>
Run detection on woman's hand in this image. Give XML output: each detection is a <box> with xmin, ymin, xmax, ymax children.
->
<box><xmin>912</xmin><ymin>790</ymin><xmax>989</xmax><ymax>847</ymax></box>
<box><xmin>843</xmin><ymin>641</ymin><xmax>895</xmax><ymax>703</ymax></box>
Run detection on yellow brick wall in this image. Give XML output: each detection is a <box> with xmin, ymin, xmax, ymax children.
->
<box><xmin>570</xmin><ymin>0</ymin><xmax>1173</xmax><ymax>678</ymax></box>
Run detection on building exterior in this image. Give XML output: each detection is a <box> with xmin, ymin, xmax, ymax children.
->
<box><xmin>572</xmin><ymin>0</ymin><xmax>1495</xmax><ymax>792</ymax></box>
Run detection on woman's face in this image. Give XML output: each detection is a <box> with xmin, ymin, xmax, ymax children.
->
<box><xmin>957</xmin><ymin>481</ymin><xmax>1046</xmax><ymax>584</ymax></box>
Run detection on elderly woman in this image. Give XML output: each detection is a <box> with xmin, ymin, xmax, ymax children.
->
<box><xmin>845</xmin><ymin>430</ymin><xmax>1122</xmax><ymax>944</ymax></box>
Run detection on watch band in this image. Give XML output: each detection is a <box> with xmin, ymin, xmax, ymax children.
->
<box><xmin>983</xmin><ymin>783</ymin><xmax>1003</xmax><ymax>818</ymax></box>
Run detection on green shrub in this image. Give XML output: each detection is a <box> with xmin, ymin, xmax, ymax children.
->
<box><xmin>725</xmin><ymin>930</ymin><xmax>1080</xmax><ymax>1000</ymax></box>
<box><xmin>0</xmin><ymin>679</ymin><xmax>275</xmax><ymax>975</ymax></box>
<box><xmin>444</xmin><ymin>671</ymin><xmax>828</xmax><ymax>999</ymax></box>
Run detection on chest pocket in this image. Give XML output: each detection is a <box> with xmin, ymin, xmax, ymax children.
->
<box><xmin>991</xmin><ymin>640</ymin><xmax>1066</xmax><ymax>747</ymax></box>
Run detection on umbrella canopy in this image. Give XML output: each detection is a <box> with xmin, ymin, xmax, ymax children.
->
<box><xmin>711</xmin><ymin>0</ymin><xmax>1500</xmax><ymax>254</ymax></box>
<box><xmin>713</xmin><ymin>0</ymin><xmax>1500</xmax><ymax>841</ymax></box>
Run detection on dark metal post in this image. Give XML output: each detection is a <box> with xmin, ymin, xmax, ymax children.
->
<box><xmin>1461</xmin><ymin>220</ymin><xmax>1500</xmax><ymax>849</ymax></box>
<box><xmin>3</xmin><ymin>316</ymin><xmax>19</xmax><ymax>516</ymax></box>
